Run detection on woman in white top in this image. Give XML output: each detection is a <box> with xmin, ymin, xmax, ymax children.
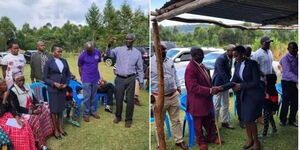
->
<box><xmin>1</xmin><ymin>41</ymin><xmax>26</xmax><ymax>88</ymax></box>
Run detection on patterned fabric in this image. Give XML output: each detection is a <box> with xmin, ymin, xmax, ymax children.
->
<box><xmin>0</xmin><ymin>128</ymin><xmax>10</xmax><ymax>145</ymax></box>
<box><xmin>0</xmin><ymin>113</ymin><xmax>36</xmax><ymax>150</ymax></box>
<box><xmin>22</xmin><ymin>104</ymin><xmax>54</xmax><ymax>146</ymax></box>
<box><xmin>40</xmin><ymin>53</ymin><xmax>48</xmax><ymax>75</ymax></box>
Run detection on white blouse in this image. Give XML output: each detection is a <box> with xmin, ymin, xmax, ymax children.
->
<box><xmin>239</xmin><ymin>61</ymin><xmax>245</xmax><ymax>81</ymax></box>
<box><xmin>54</xmin><ymin>58</ymin><xmax>64</xmax><ymax>73</ymax></box>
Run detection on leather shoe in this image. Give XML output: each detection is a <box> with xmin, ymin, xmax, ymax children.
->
<box><xmin>199</xmin><ymin>144</ymin><xmax>207</xmax><ymax>150</ymax></box>
<box><xmin>125</xmin><ymin>122</ymin><xmax>132</xmax><ymax>128</ymax></box>
<box><xmin>243</xmin><ymin>141</ymin><xmax>253</xmax><ymax>149</ymax></box>
<box><xmin>105</xmin><ymin>105</ymin><xmax>113</xmax><ymax>113</ymax></box>
<box><xmin>83</xmin><ymin>116</ymin><xmax>90</xmax><ymax>122</ymax></box>
<box><xmin>91</xmin><ymin>113</ymin><xmax>100</xmax><ymax>119</ymax></box>
<box><xmin>175</xmin><ymin>141</ymin><xmax>188</xmax><ymax>150</ymax></box>
<box><xmin>113</xmin><ymin>118</ymin><xmax>121</xmax><ymax>124</ymax></box>
<box><xmin>222</xmin><ymin>122</ymin><xmax>235</xmax><ymax>129</ymax></box>
<box><xmin>239</xmin><ymin>121</ymin><xmax>246</xmax><ymax>129</ymax></box>
<box><xmin>288</xmin><ymin>122</ymin><xmax>298</xmax><ymax>127</ymax></box>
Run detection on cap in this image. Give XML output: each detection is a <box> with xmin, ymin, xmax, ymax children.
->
<box><xmin>260</xmin><ymin>36</ymin><xmax>273</xmax><ymax>44</ymax></box>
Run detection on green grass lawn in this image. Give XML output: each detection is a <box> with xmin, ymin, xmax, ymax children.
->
<box><xmin>12</xmin><ymin>54</ymin><xmax>149</xmax><ymax>150</ymax></box>
<box><xmin>151</xmin><ymin>97</ymin><xmax>298</xmax><ymax>150</ymax></box>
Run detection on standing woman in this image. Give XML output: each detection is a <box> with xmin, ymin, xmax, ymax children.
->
<box><xmin>221</xmin><ymin>45</ymin><xmax>264</xmax><ymax>150</ymax></box>
<box><xmin>43</xmin><ymin>45</ymin><xmax>70</xmax><ymax>139</ymax></box>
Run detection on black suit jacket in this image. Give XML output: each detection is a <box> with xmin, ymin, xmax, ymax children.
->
<box><xmin>43</xmin><ymin>57</ymin><xmax>71</xmax><ymax>92</ymax></box>
<box><xmin>212</xmin><ymin>53</ymin><xmax>232</xmax><ymax>86</ymax></box>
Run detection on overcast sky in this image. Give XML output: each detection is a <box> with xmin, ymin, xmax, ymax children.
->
<box><xmin>0</xmin><ymin>0</ymin><xmax>149</xmax><ymax>29</ymax></box>
<box><xmin>151</xmin><ymin>0</ymin><xmax>244</xmax><ymax>26</ymax></box>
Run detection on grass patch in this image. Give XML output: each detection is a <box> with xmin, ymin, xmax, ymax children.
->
<box><xmin>151</xmin><ymin>97</ymin><xmax>298</xmax><ymax>150</ymax></box>
<box><xmin>4</xmin><ymin>55</ymin><xmax>149</xmax><ymax>150</ymax></box>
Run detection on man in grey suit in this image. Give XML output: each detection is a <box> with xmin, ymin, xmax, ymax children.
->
<box><xmin>30</xmin><ymin>41</ymin><xmax>52</xmax><ymax>83</ymax></box>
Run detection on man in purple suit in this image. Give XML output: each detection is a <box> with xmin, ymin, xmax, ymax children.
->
<box><xmin>185</xmin><ymin>47</ymin><xmax>223</xmax><ymax>150</ymax></box>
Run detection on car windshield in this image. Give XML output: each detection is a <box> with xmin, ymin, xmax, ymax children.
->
<box><xmin>166</xmin><ymin>50</ymin><xmax>179</xmax><ymax>59</ymax></box>
<box><xmin>203</xmin><ymin>53</ymin><xmax>222</xmax><ymax>69</ymax></box>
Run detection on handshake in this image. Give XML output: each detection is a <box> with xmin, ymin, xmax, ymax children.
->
<box><xmin>211</xmin><ymin>86</ymin><xmax>223</xmax><ymax>95</ymax></box>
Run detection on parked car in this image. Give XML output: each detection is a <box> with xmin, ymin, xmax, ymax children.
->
<box><xmin>24</xmin><ymin>50</ymin><xmax>38</xmax><ymax>64</ymax></box>
<box><xmin>0</xmin><ymin>52</ymin><xmax>9</xmax><ymax>64</ymax></box>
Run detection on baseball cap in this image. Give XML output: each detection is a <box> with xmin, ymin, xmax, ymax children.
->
<box><xmin>260</xmin><ymin>36</ymin><xmax>273</xmax><ymax>44</ymax></box>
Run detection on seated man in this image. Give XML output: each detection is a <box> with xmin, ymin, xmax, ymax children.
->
<box><xmin>97</xmin><ymin>79</ymin><xmax>115</xmax><ymax>113</ymax></box>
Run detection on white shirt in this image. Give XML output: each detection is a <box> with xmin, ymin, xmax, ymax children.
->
<box><xmin>252</xmin><ymin>48</ymin><xmax>273</xmax><ymax>75</ymax></box>
<box><xmin>1</xmin><ymin>53</ymin><xmax>26</xmax><ymax>87</ymax></box>
<box><xmin>239</xmin><ymin>61</ymin><xmax>245</xmax><ymax>81</ymax></box>
<box><xmin>54</xmin><ymin>58</ymin><xmax>64</xmax><ymax>73</ymax></box>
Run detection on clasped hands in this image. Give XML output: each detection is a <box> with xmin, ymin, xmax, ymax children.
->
<box><xmin>211</xmin><ymin>82</ymin><xmax>241</xmax><ymax>95</ymax></box>
<box><xmin>54</xmin><ymin>82</ymin><xmax>67</xmax><ymax>89</ymax></box>
<box><xmin>232</xmin><ymin>82</ymin><xmax>241</xmax><ymax>92</ymax></box>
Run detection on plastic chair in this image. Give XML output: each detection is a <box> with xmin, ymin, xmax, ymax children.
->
<box><xmin>30</xmin><ymin>82</ymin><xmax>49</xmax><ymax>102</ymax></box>
<box><xmin>275</xmin><ymin>83</ymin><xmax>283</xmax><ymax>115</ymax></box>
<box><xmin>179</xmin><ymin>93</ymin><xmax>195</xmax><ymax>147</ymax></box>
<box><xmin>150</xmin><ymin>114</ymin><xmax>172</xmax><ymax>139</ymax></box>
<box><xmin>68</xmin><ymin>80</ymin><xmax>84</xmax><ymax>119</ymax></box>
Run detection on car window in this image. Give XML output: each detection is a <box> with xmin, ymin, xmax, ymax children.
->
<box><xmin>204</xmin><ymin>53</ymin><xmax>221</xmax><ymax>61</ymax></box>
<box><xmin>166</xmin><ymin>50</ymin><xmax>179</xmax><ymax>59</ymax></box>
<box><xmin>179</xmin><ymin>53</ymin><xmax>191</xmax><ymax>61</ymax></box>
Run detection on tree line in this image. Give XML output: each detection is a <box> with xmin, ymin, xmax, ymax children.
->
<box><xmin>158</xmin><ymin>24</ymin><xmax>298</xmax><ymax>60</ymax></box>
<box><xmin>0</xmin><ymin>0</ymin><xmax>149</xmax><ymax>53</ymax></box>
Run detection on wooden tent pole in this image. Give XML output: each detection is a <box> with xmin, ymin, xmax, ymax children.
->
<box><xmin>152</xmin><ymin>20</ymin><xmax>166</xmax><ymax>150</ymax></box>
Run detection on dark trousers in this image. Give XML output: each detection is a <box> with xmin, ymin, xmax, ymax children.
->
<box><xmin>280</xmin><ymin>80</ymin><xmax>298</xmax><ymax>124</ymax></box>
<box><xmin>97</xmin><ymin>83</ymin><xmax>115</xmax><ymax>105</ymax></box>
<box><xmin>262</xmin><ymin>100</ymin><xmax>276</xmax><ymax>135</ymax></box>
<box><xmin>193</xmin><ymin>113</ymin><xmax>217</xmax><ymax>145</ymax></box>
<box><xmin>115</xmin><ymin>76</ymin><xmax>136</xmax><ymax>123</ymax></box>
<box><xmin>235</xmin><ymin>91</ymin><xmax>242</xmax><ymax>121</ymax></box>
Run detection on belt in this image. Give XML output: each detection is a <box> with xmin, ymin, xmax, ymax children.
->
<box><xmin>117</xmin><ymin>74</ymin><xmax>136</xmax><ymax>78</ymax></box>
<box><xmin>152</xmin><ymin>90</ymin><xmax>176</xmax><ymax>97</ymax></box>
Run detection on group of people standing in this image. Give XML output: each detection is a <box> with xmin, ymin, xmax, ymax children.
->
<box><xmin>0</xmin><ymin>33</ymin><xmax>144</xmax><ymax>150</ymax></box>
<box><xmin>151</xmin><ymin>36</ymin><xmax>298</xmax><ymax>150</ymax></box>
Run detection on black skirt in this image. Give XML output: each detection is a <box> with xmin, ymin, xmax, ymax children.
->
<box><xmin>49</xmin><ymin>91</ymin><xmax>66</xmax><ymax>113</ymax></box>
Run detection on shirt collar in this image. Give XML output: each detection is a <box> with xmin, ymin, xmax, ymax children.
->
<box><xmin>193</xmin><ymin>60</ymin><xmax>202</xmax><ymax>67</ymax></box>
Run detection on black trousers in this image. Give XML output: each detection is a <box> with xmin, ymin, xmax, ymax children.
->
<box><xmin>115</xmin><ymin>75</ymin><xmax>136</xmax><ymax>123</ymax></box>
<box><xmin>262</xmin><ymin>100</ymin><xmax>276</xmax><ymax>135</ymax></box>
<box><xmin>97</xmin><ymin>83</ymin><xmax>115</xmax><ymax>105</ymax></box>
<box><xmin>280</xmin><ymin>80</ymin><xmax>298</xmax><ymax>124</ymax></box>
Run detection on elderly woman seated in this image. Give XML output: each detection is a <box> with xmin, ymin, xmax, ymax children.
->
<box><xmin>10</xmin><ymin>74</ymin><xmax>53</xmax><ymax>150</ymax></box>
<box><xmin>0</xmin><ymin>78</ymin><xmax>36</xmax><ymax>150</ymax></box>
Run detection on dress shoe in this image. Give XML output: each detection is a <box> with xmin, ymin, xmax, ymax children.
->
<box><xmin>242</xmin><ymin>141</ymin><xmax>253</xmax><ymax>150</ymax></box>
<box><xmin>199</xmin><ymin>144</ymin><xmax>207</xmax><ymax>150</ymax></box>
<box><xmin>239</xmin><ymin>121</ymin><xmax>246</xmax><ymax>129</ymax></box>
<box><xmin>257</xmin><ymin>134</ymin><xmax>267</xmax><ymax>139</ymax></box>
<box><xmin>54</xmin><ymin>134</ymin><xmax>62</xmax><ymax>140</ymax></box>
<box><xmin>91</xmin><ymin>113</ymin><xmax>100</xmax><ymax>119</ymax></box>
<box><xmin>105</xmin><ymin>105</ymin><xmax>113</xmax><ymax>113</ymax></box>
<box><xmin>222</xmin><ymin>122</ymin><xmax>235</xmax><ymax>129</ymax></box>
<box><xmin>250</xmin><ymin>141</ymin><xmax>260</xmax><ymax>150</ymax></box>
<box><xmin>125</xmin><ymin>122</ymin><xmax>132</xmax><ymax>128</ymax></box>
<box><xmin>288</xmin><ymin>122</ymin><xmax>298</xmax><ymax>127</ymax></box>
<box><xmin>83</xmin><ymin>116</ymin><xmax>90</xmax><ymax>122</ymax></box>
<box><xmin>134</xmin><ymin>98</ymin><xmax>142</xmax><ymax>106</ymax></box>
<box><xmin>61</xmin><ymin>131</ymin><xmax>68</xmax><ymax>136</ymax></box>
<box><xmin>175</xmin><ymin>141</ymin><xmax>188</xmax><ymax>150</ymax></box>
<box><xmin>113</xmin><ymin>118</ymin><xmax>121</xmax><ymax>124</ymax></box>
<box><xmin>40</xmin><ymin>145</ymin><xmax>51</xmax><ymax>150</ymax></box>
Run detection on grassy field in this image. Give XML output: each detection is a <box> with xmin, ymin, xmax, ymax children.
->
<box><xmin>151</xmin><ymin>97</ymin><xmax>298</xmax><ymax>150</ymax></box>
<box><xmin>14</xmin><ymin>54</ymin><xmax>150</xmax><ymax>150</ymax></box>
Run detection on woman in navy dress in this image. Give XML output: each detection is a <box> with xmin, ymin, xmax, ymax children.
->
<box><xmin>222</xmin><ymin>45</ymin><xmax>264</xmax><ymax>150</ymax></box>
<box><xmin>43</xmin><ymin>45</ymin><xmax>70</xmax><ymax>140</ymax></box>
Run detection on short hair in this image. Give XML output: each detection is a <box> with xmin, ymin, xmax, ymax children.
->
<box><xmin>85</xmin><ymin>41</ymin><xmax>94</xmax><ymax>47</ymax></box>
<box><xmin>233</xmin><ymin>45</ymin><xmax>246</xmax><ymax>54</ymax></box>
<box><xmin>288</xmin><ymin>42</ymin><xmax>298</xmax><ymax>49</ymax></box>
<box><xmin>126</xmin><ymin>33</ymin><xmax>135</xmax><ymax>40</ymax></box>
<box><xmin>190</xmin><ymin>46</ymin><xmax>203</xmax><ymax>58</ymax></box>
<box><xmin>36</xmin><ymin>41</ymin><xmax>45</xmax><ymax>45</ymax></box>
<box><xmin>51</xmin><ymin>45</ymin><xmax>61</xmax><ymax>52</ymax></box>
<box><xmin>227</xmin><ymin>44</ymin><xmax>235</xmax><ymax>51</ymax></box>
<box><xmin>7</xmin><ymin>40</ymin><xmax>18</xmax><ymax>49</ymax></box>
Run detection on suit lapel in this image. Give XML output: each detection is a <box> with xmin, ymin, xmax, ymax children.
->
<box><xmin>192</xmin><ymin>61</ymin><xmax>211</xmax><ymax>86</ymax></box>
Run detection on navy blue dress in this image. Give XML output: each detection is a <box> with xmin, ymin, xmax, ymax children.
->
<box><xmin>222</xmin><ymin>58</ymin><xmax>264</xmax><ymax>123</ymax></box>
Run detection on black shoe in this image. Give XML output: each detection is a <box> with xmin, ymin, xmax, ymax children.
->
<box><xmin>54</xmin><ymin>134</ymin><xmax>62</xmax><ymax>140</ymax></box>
<box><xmin>61</xmin><ymin>131</ymin><xmax>68</xmax><ymax>136</ymax></box>
<box><xmin>239</xmin><ymin>121</ymin><xmax>246</xmax><ymax>129</ymax></box>
<box><xmin>105</xmin><ymin>105</ymin><xmax>113</xmax><ymax>113</ymax></box>
<box><xmin>288</xmin><ymin>122</ymin><xmax>298</xmax><ymax>127</ymax></box>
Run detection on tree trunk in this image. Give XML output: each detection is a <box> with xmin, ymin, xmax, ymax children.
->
<box><xmin>152</xmin><ymin>21</ymin><xmax>166</xmax><ymax>150</ymax></box>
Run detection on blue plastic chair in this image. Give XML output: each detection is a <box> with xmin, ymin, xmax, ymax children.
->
<box><xmin>275</xmin><ymin>83</ymin><xmax>283</xmax><ymax>115</ymax></box>
<box><xmin>179</xmin><ymin>93</ymin><xmax>195</xmax><ymax>147</ymax></box>
<box><xmin>68</xmin><ymin>80</ymin><xmax>84</xmax><ymax>119</ymax></box>
<box><xmin>150</xmin><ymin>114</ymin><xmax>172</xmax><ymax>139</ymax></box>
<box><xmin>30</xmin><ymin>82</ymin><xmax>49</xmax><ymax>102</ymax></box>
